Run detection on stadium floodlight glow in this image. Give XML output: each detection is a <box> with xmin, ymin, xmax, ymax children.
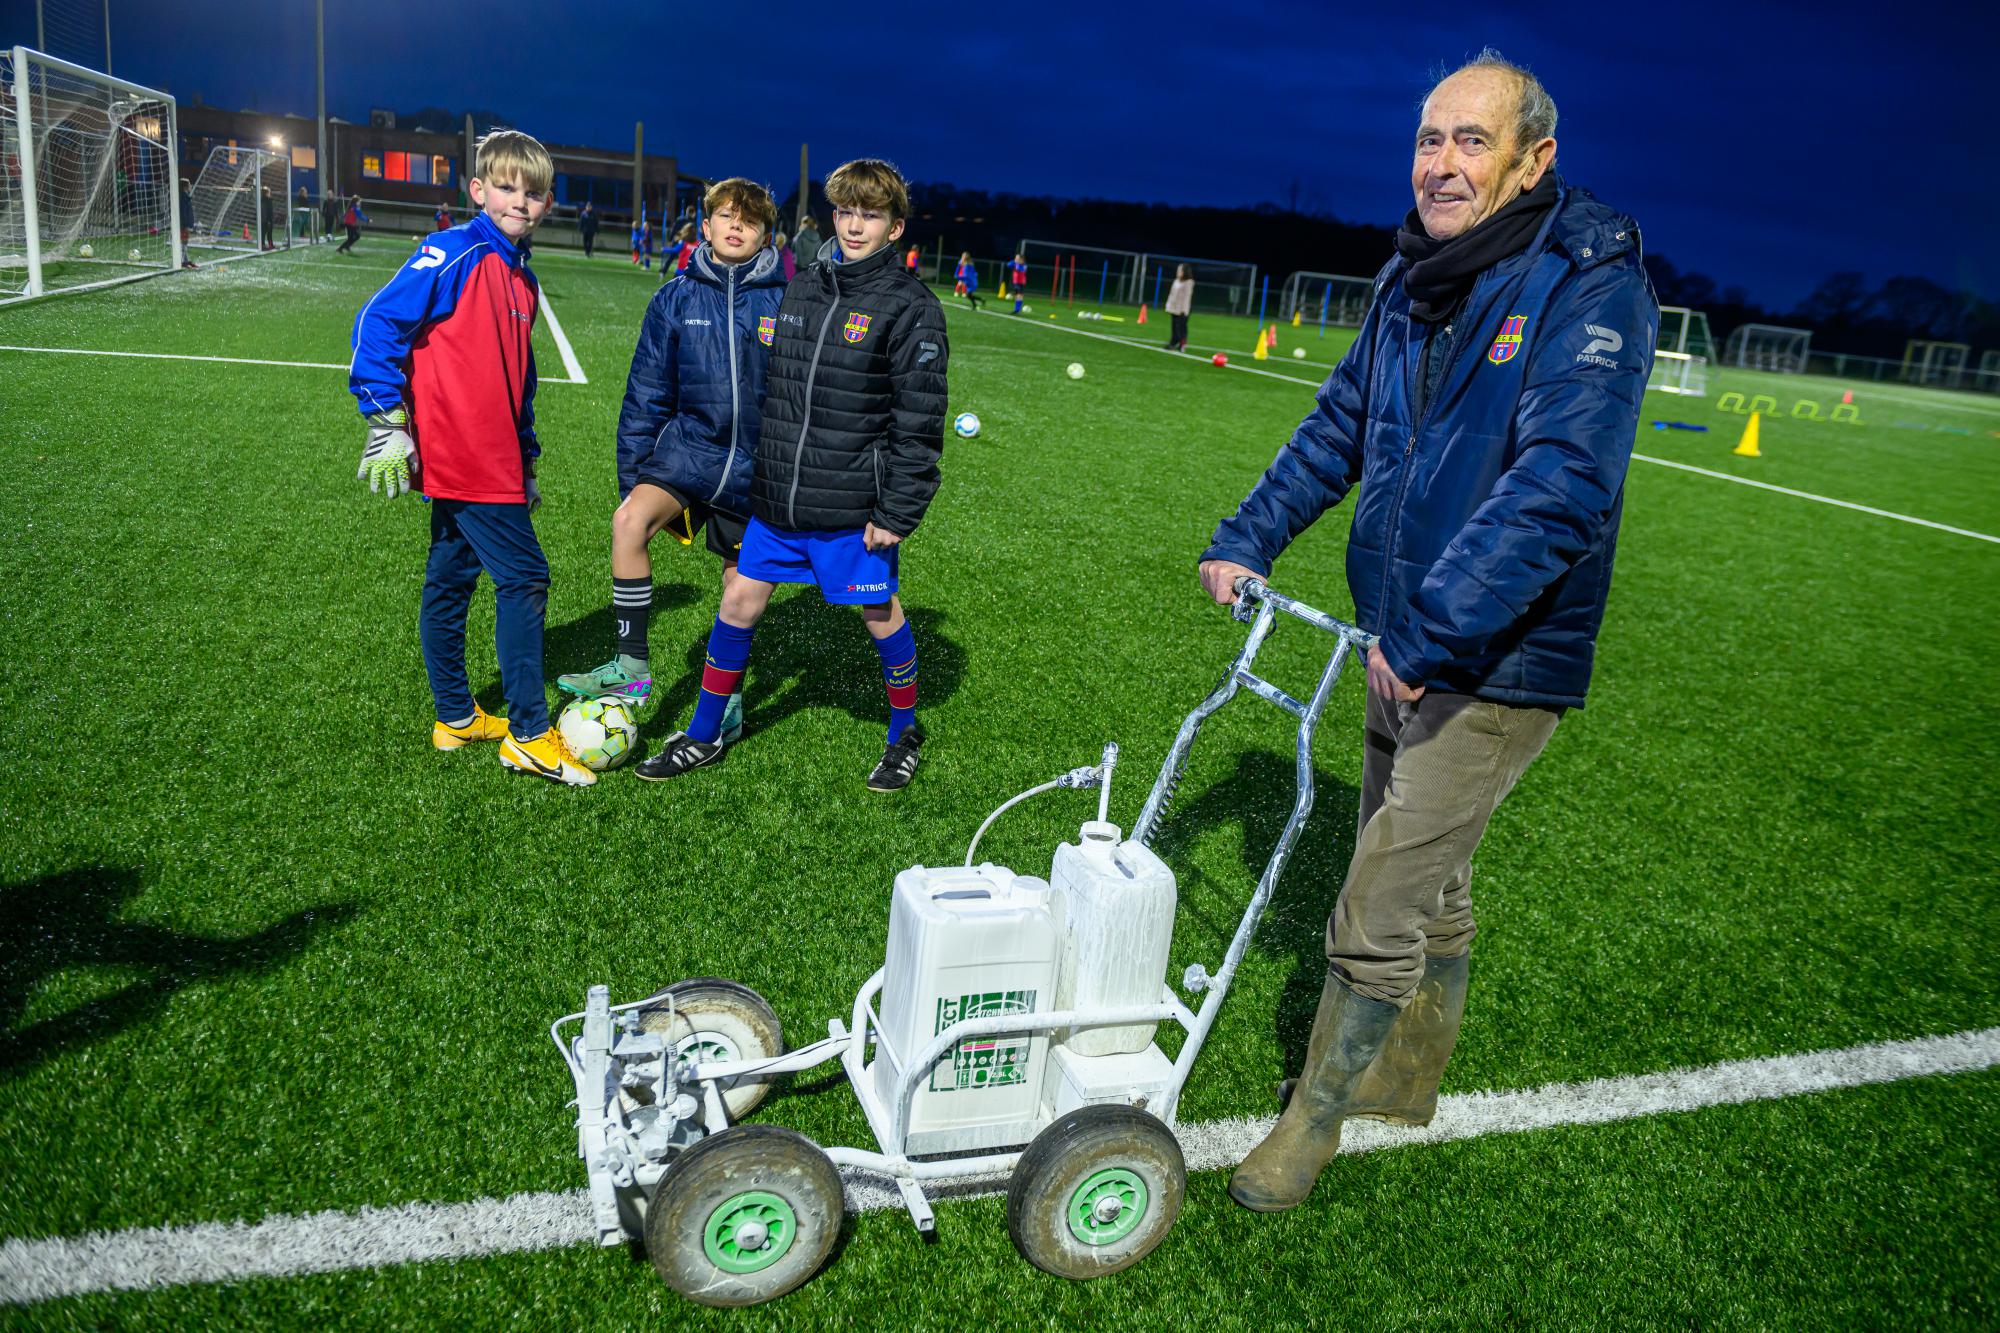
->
<box><xmin>268</xmin><ymin>135</ymin><xmax>283</xmax><ymax>148</ymax></box>
<box><xmin>2</xmin><ymin>45</ymin><xmax>181</xmax><ymax>303</ymax></box>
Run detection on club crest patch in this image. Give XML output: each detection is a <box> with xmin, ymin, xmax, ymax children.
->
<box><xmin>843</xmin><ymin>312</ymin><xmax>871</xmax><ymax>343</ymax></box>
<box><xmin>1488</xmin><ymin>315</ymin><xmax>1527</xmax><ymax>364</ymax></box>
<box><xmin>757</xmin><ymin>315</ymin><xmax>776</xmax><ymax>346</ymax></box>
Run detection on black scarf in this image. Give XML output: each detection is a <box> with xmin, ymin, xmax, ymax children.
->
<box><xmin>1395</xmin><ymin>174</ymin><xmax>1557</xmax><ymax>322</ymax></box>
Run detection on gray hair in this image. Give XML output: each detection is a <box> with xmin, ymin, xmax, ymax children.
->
<box><xmin>1426</xmin><ymin>48</ymin><xmax>1558</xmax><ymax>163</ymax></box>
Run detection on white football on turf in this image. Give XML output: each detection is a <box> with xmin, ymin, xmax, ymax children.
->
<box><xmin>129</xmin><ymin>248</ymin><xmax>142</xmax><ymax>261</ymax></box>
<box><xmin>1066</xmin><ymin>362</ymin><xmax>1085</xmax><ymax>380</ymax></box>
<box><xmin>953</xmin><ymin>412</ymin><xmax>981</xmax><ymax>439</ymax></box>
<box><xmin>557</xmin><ymin>697</ymin><xmax>639</xmax><ymax>772</ymax></box>
<box><xmin>77</xmin><ymin>243</ymin><xmax>94</xmax><ymax>259</ymax></box>
<box><xmin>1293</xmin><ymin>347</ymin><xmax>1306</xmax><ymax>358</ymax></box>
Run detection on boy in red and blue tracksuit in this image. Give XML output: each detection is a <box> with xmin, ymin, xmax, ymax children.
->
<box><xmin>1008</xmin><ymin>252</ymin><xmax>1027</xmax><ymax>313</ymax></box>
<box><xmin>349</xmin><ymin>130</ymin><xmax>597</xmax><ymax>787</ymax></box>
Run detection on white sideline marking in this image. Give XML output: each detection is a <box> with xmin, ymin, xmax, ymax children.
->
<box><xmin>0</xmin><ymin>344</ymin><xmax>349</xmax><ymax>371</ymax></box>
<box><xmin>537</xmin><ymin>290</ymin><xmax>587</xmax><ymax>385</ymax></box>
<box><xmin>965</xmin><ymin>307</ymin><xmax>1999</xmax><ymax>545</ymax></box>
<box><xmin>3</xmin><ymin>1025</ymin><xmax>1994</xmax><ymax>1306</ymax></box>
<box><xmin>0</xmin><ymin>321</ymin><xmax>588</xmax><ymax>385</ymax></box>
<box><xmin>1632</xmin><ymin>454</ymin><xmax>2000</xmax><ymax>544</ymax></box>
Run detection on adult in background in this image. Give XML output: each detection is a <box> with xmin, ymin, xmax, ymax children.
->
<box><xmin>181</xmin><ymin>177</ymin><xmax>198</xmax><ymax>267</ymax></box>
<box><xmin>578</xmin><ymin>201</ymin><xmax>598</xmax><ymax>258</ymax></box>
<box><xmin>1164</xmin><ymin>263</ymin><xmax>1194</xmax><ymax>350</ymax></box>
<box><xmin>776</xmin><ymin>231</ymin><xmax>795</xmax><ymax>280</ymax></box>
<box><xmin>1199</xmin><ymin>49</ymin><xmax>1656</xmax><ymax>1213</ymax></box>
<box><xmin>793</xmin><ymin>214</ymin><xmax>822</xmax><ymax>264</ymax></box>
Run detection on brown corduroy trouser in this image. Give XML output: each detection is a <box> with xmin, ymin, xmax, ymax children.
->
<box><xmin>1327</xmin><ymin>690</ymin><xmax>1560</xmax><ymax>1006</ymax></box>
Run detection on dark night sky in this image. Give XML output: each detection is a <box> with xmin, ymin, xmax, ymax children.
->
<box><xmin>6</xmin><ymin>0</ymin><xmax>1992</xmax><ymax>307</ymax></box>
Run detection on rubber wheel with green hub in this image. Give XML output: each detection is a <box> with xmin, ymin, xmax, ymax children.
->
<box><xmin>1006</xmin><ymin>1104</ymin><xmax>1185</xmax><ymax>1278</ymax></box>
<box><xmin>634</xmin><ymin>978</ymin><xmax>784</xmax><ymax>1119</ymax></box>
<box><xmin>644</xmin><ymin>1124</ymin><xmax>843</xmax><ymax>1307</ymax></box>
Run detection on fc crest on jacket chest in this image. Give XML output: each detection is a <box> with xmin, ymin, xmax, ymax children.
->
<box><xmin>842</xmin><ymin>312</ymin><xmax>871</xmax><ymax>343</ymax></box>
<box><xmin>1487</xmin><ymin>315</ymin><xmax>1527</xmax><ymax>365</ymax></box>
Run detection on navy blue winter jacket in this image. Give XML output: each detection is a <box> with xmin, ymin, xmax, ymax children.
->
<box><xmin>1203</xmin><ymin>181</ymin><xmax>1658</xmax><ymax>709</ymax></box>
<box><xmin>615</xmin><ymin>242</ymin><xmax>788</xmax><ymax>510</ymax></box>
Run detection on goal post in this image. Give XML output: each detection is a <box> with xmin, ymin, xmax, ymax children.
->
<box><xmin>1278</xmin><ymin>271</ymin><xmax>1374</xmax><ymax>326</ymax></box>
<box><xmin>1</xmin><ymin>45</ymin><xmax>179</xmax><ymax>304</ymax></box>
<box><xmin>1899</xmin><ymin>340</ymin><xmax>1970</xmax><ymax>388</ymax></box>
<box><xmin>187</xmin><ymin>144</ymin><xmax>292</xmax><ymax>256</ymax></box>
<box><xmin>1724</xmin><ymin>323</ymin><xmax>1812</xmax><ymax>374</ymax></box>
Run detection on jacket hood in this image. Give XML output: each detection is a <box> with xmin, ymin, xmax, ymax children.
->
<box><xmin>1546</xmin><ymin>179</ymin><xmax>1640</xmax><ymax>271</ymax></box>
<box><xmin>688</xmin><ymin>241</ymin><xmax>787</xmax><ymax>288</ymax></box>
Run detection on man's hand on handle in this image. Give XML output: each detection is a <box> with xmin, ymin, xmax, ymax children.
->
<box><xmin>1199</xmin><ymin>559</ymin><xmax>1259</xmax><ymax>606</ymax></box>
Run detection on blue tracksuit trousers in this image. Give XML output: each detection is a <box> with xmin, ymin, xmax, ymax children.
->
<box><xmin>421</xmin><ymin>499</ymin><xmax>551</xmax><ymax>738</ymax></box>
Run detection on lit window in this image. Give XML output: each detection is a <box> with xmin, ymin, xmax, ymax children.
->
<box><xmin>384</xmin><ymin>152</ymin><xmax>410</xmax><ymax>183</ymax></box>
<box><xmin>408</xmin><ymin>154</ymin><xmax>430</xmax><ymax>185</ymax></box>
<box><xmin>432</xmin><ymin>156</ymin><xmax>452</xmax><ymax>186</ymax></box>
<box><xmin>290</xmin><ymin>145</ymin><xmax>316</xmax><ymax>169</ymax></box>
<box><xmin>361</xmin><ymin>154</ymin><xmax>382</xmax><ymax>179</ymax></box>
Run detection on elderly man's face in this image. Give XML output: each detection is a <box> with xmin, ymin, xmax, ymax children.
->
<box><xmin>1412</xmin><ymin>68</ymin><xmax>1550</xmax><ymax>241</ymax></box>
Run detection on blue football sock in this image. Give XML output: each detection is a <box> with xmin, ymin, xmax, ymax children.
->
<box><xmin>873</xmin><ymin>621</ymin><xmax>918</xmax><ymax>745</ymax></box>
<box><xmin>689</xmin><ymin>619</ymin><xmax>754</xmax><ymax>744</ymax></box>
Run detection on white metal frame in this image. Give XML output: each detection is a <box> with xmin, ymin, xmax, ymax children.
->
<box><xmin>553</xmin><ymin>578</ymin><xmax>1372</xmax><ymax>1243</ymax></box>
<box><xmin>1279</xmin><ymin>270</ymin><xmax>1374</xmax><ymax>325</ymax></box>
<box><xmin>1725</xmin><ymin>322</ymin><xmax>1812</xmax><ymax>373</ymax></box>
<box><xmin>4</xmin><ymin>45</ymin><xmax>179</xmax><ymax>303</ymax></box>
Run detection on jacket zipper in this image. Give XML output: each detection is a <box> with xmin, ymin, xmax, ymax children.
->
<box><xmin>1374</xmin><ymin>301</ymin><xmax>1465</xmax><ymax>633</ymax></box>
<box><xmin>712</xmin><ymin>263</ymin><xmax>740</xmax><ymax>505</ymax></box>
<box><xmin>787</xmin><ymin>265</ymin><xmax>841</xmax><ymax>528</ymax></box>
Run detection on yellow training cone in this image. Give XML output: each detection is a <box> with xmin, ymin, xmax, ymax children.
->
<box><xmin>1253</xmin><ymin>326</ymin><xmax>1269</xmax><ymax>360</ymax></box>
<box><xmin>1733</xmin><ymin>412</ymin><xmax>1762</xmax><ymax>457</ymax></box>
<box><xmin>1291</xmin><ymin>310</ymin><xmax>1302</xmax><ymax>327</ymax></box>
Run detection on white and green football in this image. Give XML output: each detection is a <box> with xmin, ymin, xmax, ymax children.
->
<box><xmin>557</xmin><ymin>697</ymin><xmax>639</xmax><ymax>772</ymax></box>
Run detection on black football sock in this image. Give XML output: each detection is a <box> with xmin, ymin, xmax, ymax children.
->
<box><xmin>612</xmin><ymin>577</ymin><xmax>653</xmax><ymax>663</ymax></box>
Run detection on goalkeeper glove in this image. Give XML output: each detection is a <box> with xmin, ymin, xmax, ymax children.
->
<box><xmin>358</xmin><ymin>408</ymin><xmax>420</xmax><ymax>498</ymax></box>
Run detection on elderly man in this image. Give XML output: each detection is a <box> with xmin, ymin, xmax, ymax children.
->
<box><xmin>1201</xmin><ymin>51</ymin><xmax>1656</xmax><ymax>1212</ymax></box>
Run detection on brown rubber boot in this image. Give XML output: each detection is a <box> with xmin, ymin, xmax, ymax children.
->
<box><xmin>1346</xmin><ymin>952</ymin><xmax>1468</xmax><ymax>1125</ymax></box>
<box><xmin>1274</xmin><ymin>952</ymin><xmax>1472</xmax><ymax>1122</ymax></box>
<box><xmin>1229</xmin><ymin>974</ymin><xmax>1398</xmax><ymax>1212</ymax></box>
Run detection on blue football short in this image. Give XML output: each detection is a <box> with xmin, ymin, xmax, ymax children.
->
<box><xmin>738</xmin><ymin>516</ymin><xmax>899</xmax><ymax>604</ymax></box>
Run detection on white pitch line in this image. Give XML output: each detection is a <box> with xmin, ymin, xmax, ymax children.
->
<box><xmin>966</xmin><ymin>308</ymin><xmax>2000</xmax><ymax>545</ymax></box>
<box><xmin>537</xmin><ymin>289</ymin><xmax>587</xmax><ymax>385</ymax></box>
<box><xmin>1632</xmin><ymin>454</ymin><xmax>2000</xmax><ymax>544</ymax></box>
<box><xmin>0</xmin><ymin>341</ymin><xmax>584</xmax><ymax>385</ymax></box>
<box><xmin>3</xmin><ymin>1025</ymin><xmax>1994</xmax><ymax>1306</ymax></box>
<box><xmin>0</xmin><ymin>344</ymin><xmax>349</xmax><ymax>371</ymax></box>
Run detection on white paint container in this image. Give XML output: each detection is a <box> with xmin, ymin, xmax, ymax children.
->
<box><xmin>871</xmin><ymin>863</ymin><xmax>1058</xmax><ymax>1154</ymax></box>
<box><xmin>1049</xmin><ymin>821</ymin><xmax>1177</xmax><ymax>1057</ymax></box>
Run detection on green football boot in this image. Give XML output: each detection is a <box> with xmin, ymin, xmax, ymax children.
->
<box><xmin>557</xmin><ymin>655</ymin><xmax>652</xmax><ymax>705</ymax></box>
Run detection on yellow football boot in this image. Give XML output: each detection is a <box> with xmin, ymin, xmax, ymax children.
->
<box><xmin>498</xmin><ymin>727</ymin><xmax>598</xmax><ymax>787</ymax></box>
<box><xmin>432</xmin><ymin>704</ymin><xmax>510</xmax><ymax>751</ymax></box>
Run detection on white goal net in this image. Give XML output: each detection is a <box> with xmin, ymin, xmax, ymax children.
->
<box><xmin>1647</xmin><ymin>305</ymin><xmax>1714</xmax><ymax>396</ymax></box>
<box><xmin>1724</xmin><ymin>323</ymin><xmax>1812</xmax><ymax>374</ymax></box>
<box><xmin>1</xmin><ymin>46</ymin><xmax>179</xmax><ymax>303</ymax></box>
<box><xmin>187</xmin><ymin>144</ymin><xmax>291</xmax><ymax>255</ymax></box>
<box><xmin>1279</xmin><ymin>271</ymin><xmax>1374</xmax><ymax>326</ymax></box>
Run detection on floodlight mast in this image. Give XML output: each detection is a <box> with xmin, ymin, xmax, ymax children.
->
<box><xmin>317</xmin><ymin>0</ymin><xmax>327</xmax><ymax>223</ymax></box>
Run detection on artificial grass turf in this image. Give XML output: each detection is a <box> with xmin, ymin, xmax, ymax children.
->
<box><xmin>15</xmin><ymin>1068</ymin><xmax>1998</xmax><ymax>1330</ymax></box>
<box><xmin>3</xmin><ymin>246</ymin><xmax>1997</xmax><ymax>1321</ymax></box>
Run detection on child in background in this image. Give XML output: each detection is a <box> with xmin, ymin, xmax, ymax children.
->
<box><xmin>1008</xmin><ymin>252</ymin><xmax>1027</xmax><ymax>313</ymax></box>
<box><xmin>631</xmin><ymin>211</ymin><xmax>651</xmax><ymax>267</ymax></box>
<box><xmin>434</xmin><ymin>202</ymin><xmax>453</xmax><ymax>231</ymax></box>
<box><xmin>335</xmin><ymin>195</ymin><xmax>366</xmax><ymax>254</ymax></box>
<box><xmin>1165</xmin><ymin>263</ymin><xmax>1195</xmax><ymax>351</ymax></box>
<box><xmin>954</xmin><ymin>251</ymin><xmax>982</xmax><ymax>309</ymax></box>
<box><xmin>349</xmin><ymin>130</ymin><xmax>594</xmax><ymax>786</ymax></box>
<box><xmin>635</xmin><ymin>158</ymin><xmax>949</xmax><ymax>791</ymax></box>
